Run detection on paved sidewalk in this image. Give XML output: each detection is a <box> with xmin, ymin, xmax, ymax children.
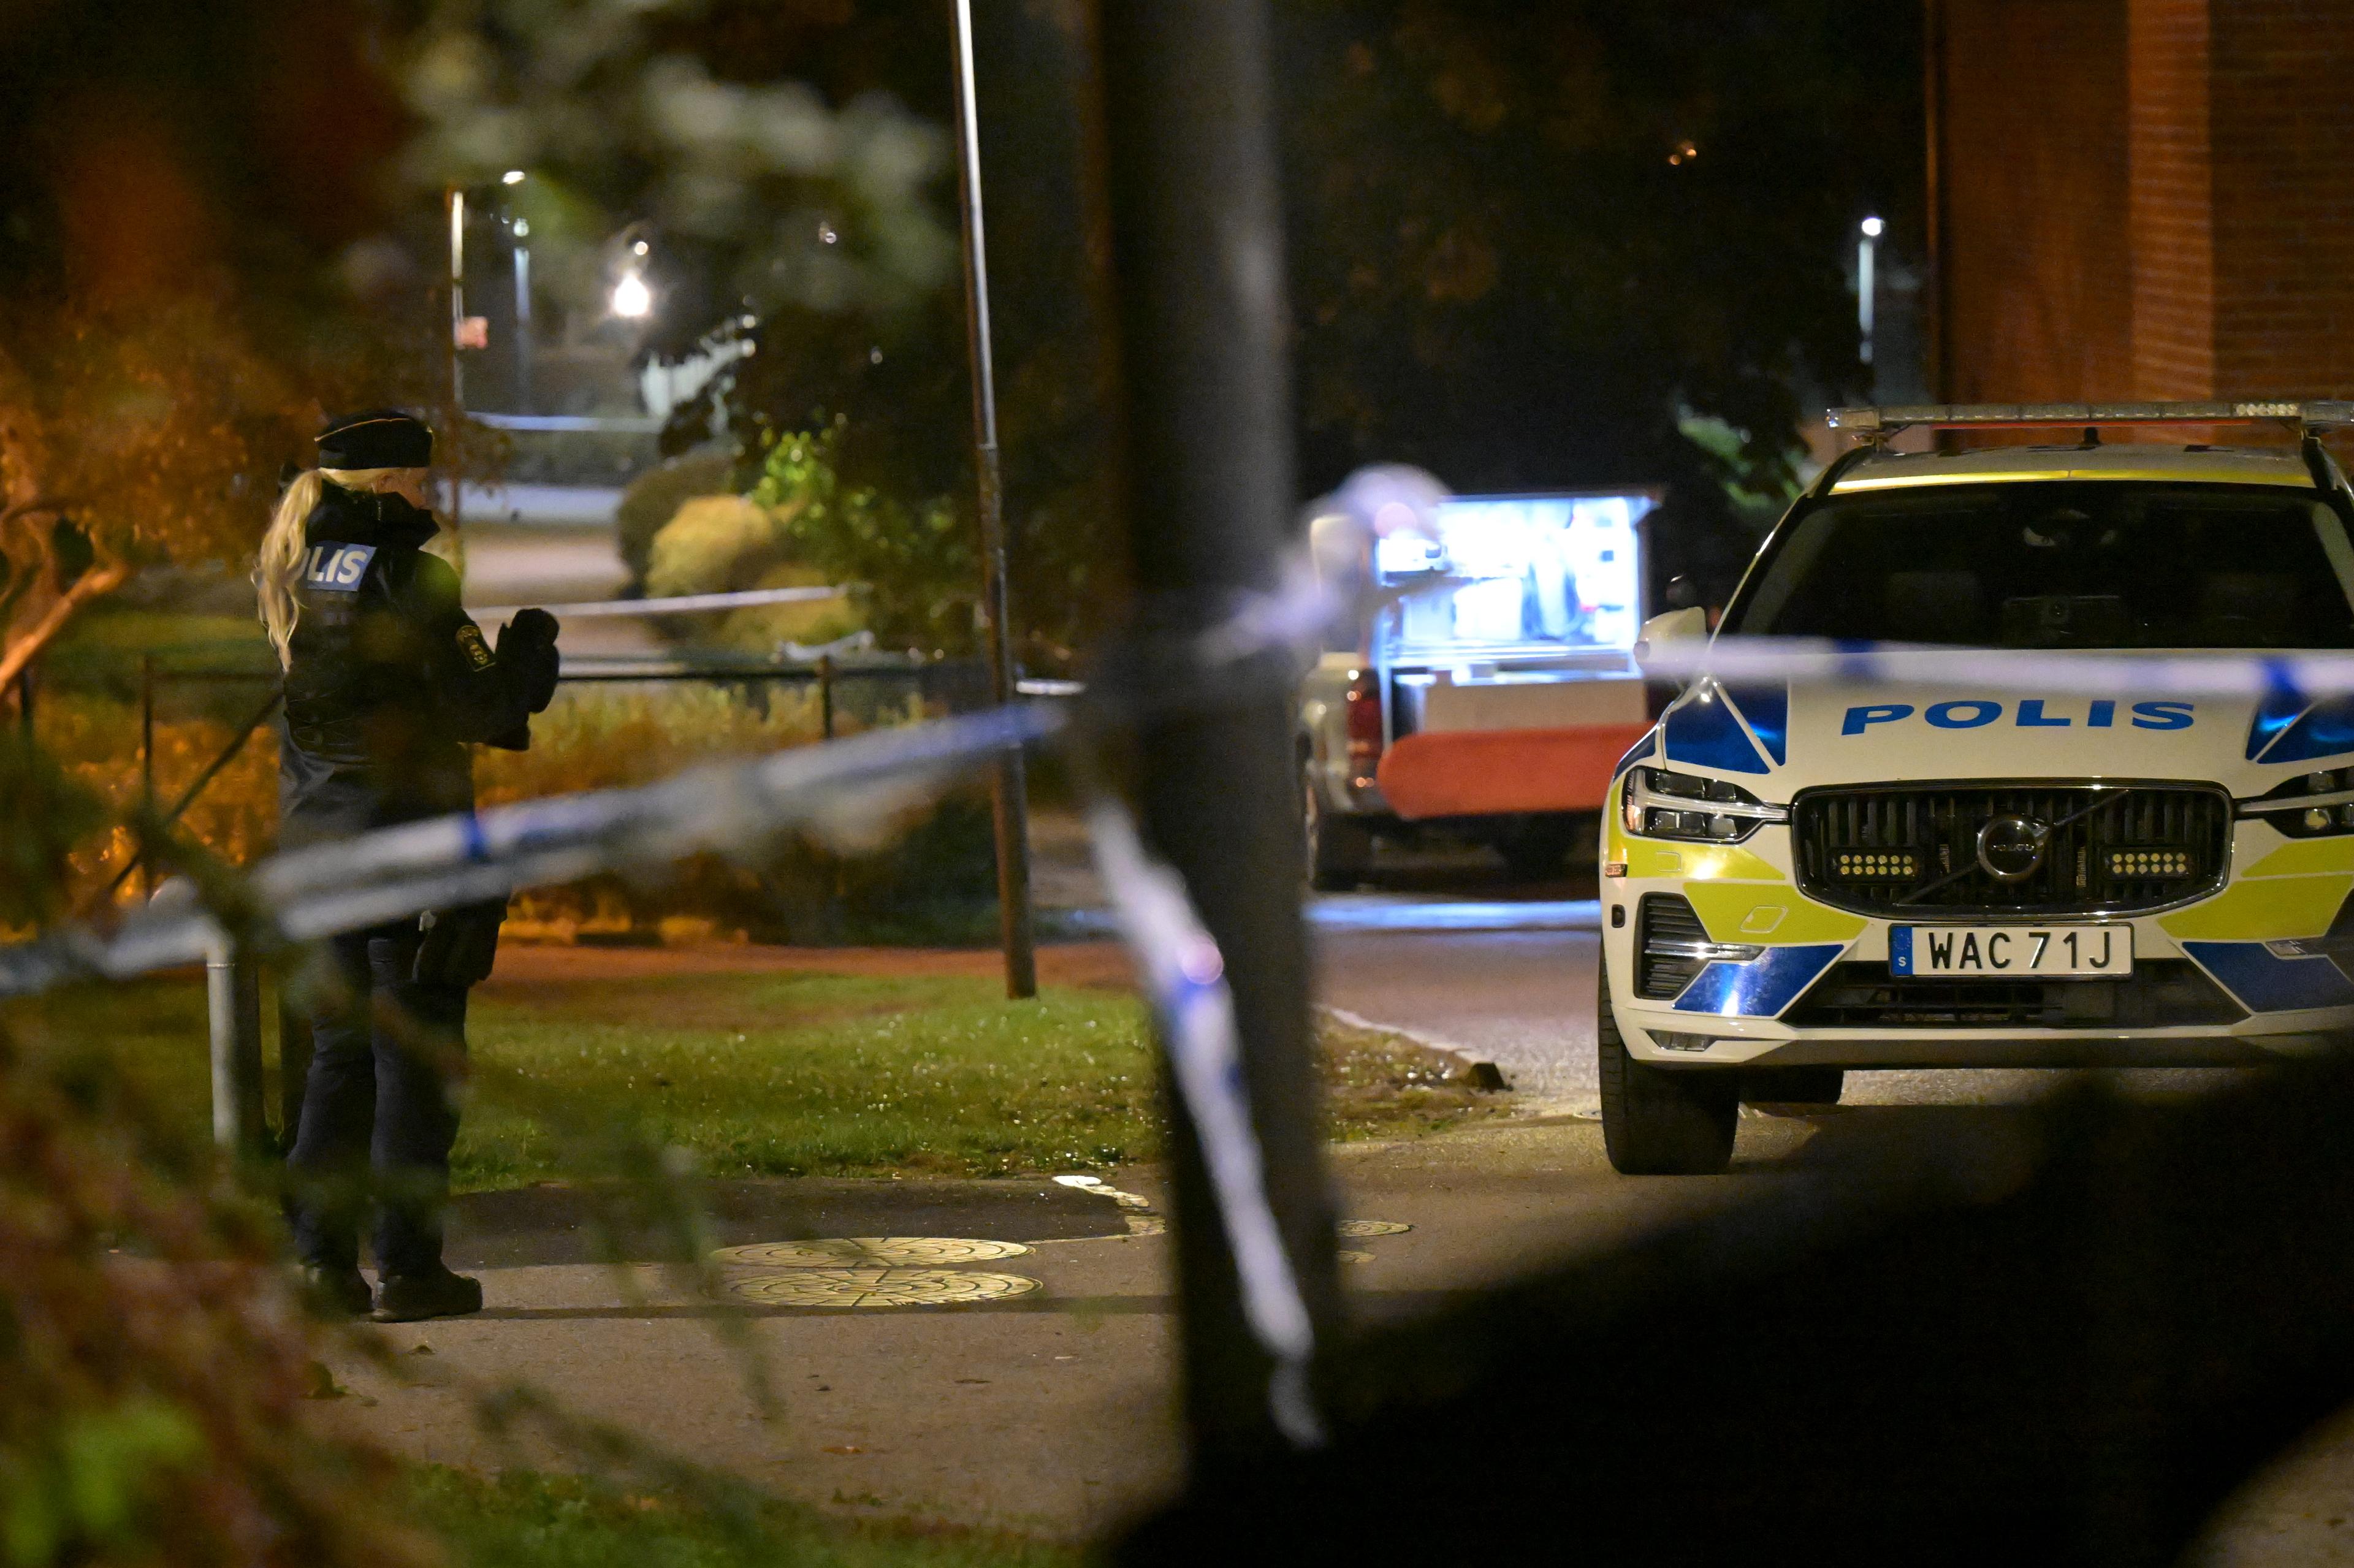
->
<box><xmin>325</xmin><ymin>1116</ymin><xmax>1810</xmax><ymax>1538</ymax></box>
<box><xmin>321</xmin><ymin>1074</ymin><xmax>2354</xmax><ymax>1556</ymax></box>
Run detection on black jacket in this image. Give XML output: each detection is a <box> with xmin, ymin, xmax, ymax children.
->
<box><xmin>278</xmin><ymin>485</ymin><xmax>534</xmax><ymax>842</ymax></box>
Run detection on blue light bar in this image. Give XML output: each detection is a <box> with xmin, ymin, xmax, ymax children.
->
<box><xmin>1827</xmin><ymin>401</ymin><xmax>2354</xmax><ymax>435</ymax></box>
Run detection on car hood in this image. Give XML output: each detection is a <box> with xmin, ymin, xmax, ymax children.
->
<box><xmin>1647</xmin><ymin>650</ymin><xmax>2354</xmax><ymax>800</ymax></box>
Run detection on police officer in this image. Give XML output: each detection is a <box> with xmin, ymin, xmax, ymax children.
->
<box><xmin>256</xmin><ymin>409</ymin><xmax>561</xmax><ymax>1322</ymax></box>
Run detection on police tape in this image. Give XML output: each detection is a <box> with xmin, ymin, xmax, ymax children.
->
<box><xmin>0</xmin><ymin>476</ymin><xmax>1415</xmax><ymax>1451</ymax></box>
<box><xmin>468</xmin><ymin>585</ymin><xmax>848</xmax><ymax>622</ymax></box>
<box><xmin>1085</xmin><ymin>801</ymin><xmax>1327</xmax><ymax>1450</ymax></box>
<box><xmin>0</xmin><ymin>703</ymin><xmax>1064</xmax><ymax>998</ymax></box>
<box><xmin>1637</xmin><ymin>636</ymin><xmax>2354</xmax><ymax>699</ymax></box>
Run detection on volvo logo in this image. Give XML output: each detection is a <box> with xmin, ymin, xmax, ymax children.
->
<box><xmin>1976</xmin><ymin>815</ymin><xmax>2054</xmax><ymax>883</ymax></box>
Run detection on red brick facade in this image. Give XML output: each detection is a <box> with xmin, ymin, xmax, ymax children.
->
<box><xmin>1932</xmin><ymin>0</ymin><xmax>2354</xmax><ymax>406</ymax></box>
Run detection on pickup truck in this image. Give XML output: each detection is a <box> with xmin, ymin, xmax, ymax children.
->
<box><xmin>1299</xmin><ymin>489</ymin><xmax>1658</xmax><ymax>886</ymax></box>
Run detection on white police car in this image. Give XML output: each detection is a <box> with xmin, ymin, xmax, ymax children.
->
<box><xmin>1599</xmin><ymin>402</ymin><xmax>2354</xmax><ymax>1173</ymax></box>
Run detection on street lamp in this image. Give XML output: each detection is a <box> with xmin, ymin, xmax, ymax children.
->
<box><xmin>611</xmin><ymin>271</ymin><xmax>652</xmax><ymax>319</ymax></box>
<box><xmin>510</xmin><ymin>217</ymin><xmax>533</xmax><ymax>413</ymax></box>
<box><xmin>1858</xmin><ymin>215</ymin><xmax>1883</xmax><ymax>367</ymax></box>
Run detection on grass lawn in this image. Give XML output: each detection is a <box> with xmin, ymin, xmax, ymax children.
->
<box><xmin>411</xmin><ymin>1466</ymin><xmax>1076</xmax><ymax>1568</ymax></box>
<box><xmin>4</xmin><ymin>961</ymin><xmax>1506</xmax><ymax>1190</ymax></box>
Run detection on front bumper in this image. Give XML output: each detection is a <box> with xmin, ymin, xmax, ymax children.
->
<box><xmin>1602</xmin><ymin>809</ymin><xmax>2354</xmax><ymax>1070</ymax></box>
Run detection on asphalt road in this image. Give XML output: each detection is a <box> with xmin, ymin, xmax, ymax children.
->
<box><xmin>1308</xmin><ymin>861</ymin><xmax>2239</xmax><ymax>1115</ymax></box>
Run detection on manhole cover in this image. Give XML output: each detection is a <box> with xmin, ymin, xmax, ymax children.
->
<box><xmin>710</xmin><ymin>1237</ymin><xmax>1032</xmax><ymax>1268</ymax></box>
<box><xmin>1337</xmin><ymin>1220</ymin><xmax>1411</xmax><ymax>1238</ymax></box>
<box><xmin>728</xmin><ymin>1269</ymin><xmax>1043</xmax><ymax>1307</ymax></box>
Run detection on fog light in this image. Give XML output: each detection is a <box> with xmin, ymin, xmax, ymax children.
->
<box><xmin>2108</xmin><ymin>848</ymin><xmax>2191</xmax><ymax>877</ymax></box>
<box><xmin>2308</xmin><ymin>807</ymin><xmax>2333</xmax><ymax>831</ymax></box>
<box><xmin>1650</xmin><ymin>1031</ymin><xmax>1720</xmax><ymax>1053</ymax></box>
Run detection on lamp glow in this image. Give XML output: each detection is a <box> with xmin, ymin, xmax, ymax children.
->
<box><xmin>1861</xmin><ymin>215</ymin><xmax>1884</xmax><ymax>237</ymax></box>
<box><xmin>611</xmin><ymin>272</ymin><xmax>652</xmax><ymax>319</ymax></box>
<box><xmin>502</xmin><ymin>169</ymin><xmax>527</xmax><ymax>185</ymax></box>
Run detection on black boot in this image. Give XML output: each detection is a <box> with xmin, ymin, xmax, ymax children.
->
<box><xmin>371</xmin><ymin>1266</ymin><xmax>484</xmax><ymax>1323</ymax></box>
<box><xmin>300</xmin><ymin>1264</ymin><xmax>375</xmax><ymax>1319</ymax></box>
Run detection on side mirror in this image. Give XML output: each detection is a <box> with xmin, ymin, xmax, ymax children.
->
<box><xmin>1634</xmin><ymin>605</ymin><xmax>1709</xmax><ymax>666</ymax></box>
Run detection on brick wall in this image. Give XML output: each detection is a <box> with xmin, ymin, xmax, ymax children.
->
<box><xmin>1940</xmin><ymin>0</ymin><xmax>2354</xmax><ymax>406</ymax></box>
<box><xmin>2127</xmin><ymin>0</ymin><xmax>2214</xmax><ymax>397</ymax></box>
<box><xmin>2209</xmin><ymin>1</ymin><xmax>2354</xmax><ymax>397</ymax></box>
<box><xmin>1935</xmin><ymin>0</ymin><xmax>2134</xmax><ymax>402</ymax></box>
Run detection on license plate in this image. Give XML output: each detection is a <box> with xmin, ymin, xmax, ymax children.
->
<box><xmin>1889</xmin><ymin>924</ymin><xmax>2133</xmax><ymax>978</ymax></box>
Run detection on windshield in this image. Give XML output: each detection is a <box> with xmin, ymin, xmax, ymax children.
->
<box><xmin>1722</xmin><ymin>481</ymin><xmax>2354</xmax><ymax>649</ymax></box>
<box><xmin>1375</xmin><ymin>493</ymin><xmax>1651</xmax><ymax>657</ymax></box>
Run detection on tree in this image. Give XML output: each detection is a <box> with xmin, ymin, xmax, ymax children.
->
<box><xmin>394</xmin><ymin>0</ymin><xmax>1124</xmax><ymax>668</ymax></box>
<box><xmin>1274</xmin><ymin>0</ymin><xmax>1922</xmax><ymax>593</ymax></box>
<box><xmin>0</xmin><ymin>0</ymin><xmax>427</xmax><ymax>695</ymax></box>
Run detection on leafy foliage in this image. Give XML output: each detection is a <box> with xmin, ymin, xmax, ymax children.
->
<box><xmin>748</xmin><ymin>423</ymin><xmax>972</xmax><ymax>653</ymax></box>
<box><xmin>398</xmin><ymin>2</ymin><xmax>1121</xmax><ymax>668</ymax></box>
<box><xmin>395</xmin><ymin>0</ymin><xmax>958</xmax><ymax>357</ymax></box>
<box><xmin>0</xmin><ymin>739</ymin><xmax>107</xmax><ymax>931</ymax></box>
<box><xmin>0</xmin><ymin>0</ymin><xmax>430</xmax><ymax>695</ymax></box>
<box><xmin>0</xmin><ymin>1018</ymin><xmax>437</xmax><ymax>1568</ymax></box>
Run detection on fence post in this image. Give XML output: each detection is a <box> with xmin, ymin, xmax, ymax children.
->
<box><xmin>15</xmin><ymin>666</ymin><xmax>31</xmax><ymax>741</ymax></box>
<box><xmin>139</xmin><ymin>654</ymin><xmax>155</xmax><ymax>897</ymax></box>
<box><xmin>206</xmin><ymin>937</ymin><xmax>267</xmax><ymax>1161</ymax></box>
<box><xmin>276</xmin><ymin>972</ymin><xmax>311</xmax><ymax>1155</ymax></box>
<box><xmin>1094</xmin><ymin>0</ymin><xmax>1341</xmax><ymax>1469</ymax></box>
<box><xmin>818</xmin><ymin>655</ymin><xmax>837</xmax><ymax>740</ymax></box>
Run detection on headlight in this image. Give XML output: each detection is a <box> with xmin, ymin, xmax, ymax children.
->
<box><xmin>2239</xmin><ymin>766</ymin><xmax>2354</xmax><ymax>837</ymax></box>
<box><xmin>1620</xmin><ymin>767</ymin><xmax>1788</xmax><ymax>843</ymax></box>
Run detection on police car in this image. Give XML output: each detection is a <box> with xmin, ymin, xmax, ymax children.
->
<box><xmin>1599</xmin><ymin>402</ymin><xmax>2354</xmax><ymax>1173</ymax></box>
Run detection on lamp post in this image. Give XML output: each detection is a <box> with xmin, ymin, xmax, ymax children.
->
<box><xmin>506</xmin><ymin>172</ymin><xmax>533</xmax><ymax>414</ymax></box>
<box><xmin>1859</xmin><ymin>215</ymin><xmax>1884</xmax><ymax>368</ymax></box>
<box><xmin>444</xmin><ymin>184</ymin><xmax>468</xmax><ymax>530</ymax></box>
<box><xmin>949</xmin><ymin>0</ymin><xmax>1039</xmax><ymax>1002</ymax></box>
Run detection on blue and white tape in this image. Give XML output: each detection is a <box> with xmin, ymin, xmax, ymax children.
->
<box><xmin>1083</xmin><ymin>800</ymin><xmax>1325</xmax><ymax>1450</ymax></box>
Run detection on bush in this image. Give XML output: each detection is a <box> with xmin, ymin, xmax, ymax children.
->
<box><xmin>614</xmin><ymin>446</ymin><xmax>736</xmax><ymax>586</ymax></box>
<box><xmin>34</xmin><ymin>672</ymin><xmax>991</xmax><ymax>943</ymax></box>
<box><xmin>474</xmin><ymin>683</ymin><xmax>996</xmax><ymax>945</ymax></box>
<box><xmin>641</xmin><ymin>495</ymin><xmax>859</xmax><ymax>655</ymax></box>
<box><xmin>0</xmin><ymin>1010</ymin><xmax>436</xmax><ymax>1568</ymax></box>
<box><xmin>749</xmin><ymin>422</ymin><xmax>975</xmax><ymax>656</ymax></box>
<box><xmin>29</xmin><ymin>690</ymin><xmax>279</xmax><ymax>918</ymax></box>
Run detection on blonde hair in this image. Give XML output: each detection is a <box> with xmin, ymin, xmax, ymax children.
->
<box><xmin>255</xmin><ymin>466</ymin><xmax>454</xmax><ymax>668</ymax></box>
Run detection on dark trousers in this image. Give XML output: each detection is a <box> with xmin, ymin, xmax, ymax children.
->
<box><xmin>286</xmin><ymin>924</ymin><xmax>468</xmax><ymax>1279</ymax></box>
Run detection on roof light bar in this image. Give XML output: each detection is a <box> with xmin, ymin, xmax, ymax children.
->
<box><xmin>1828</xmin><ymin>401</ymin><xmax>2354</xmax><ymax>435</ymax></box>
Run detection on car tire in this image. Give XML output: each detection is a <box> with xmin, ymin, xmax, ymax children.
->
<box><xmin>1598</xmin><ymin>949</ymin><xmax>1739</xmax><ymax>1174</ymax></box>
<box><xmin>1743</xmin><ymin>1067</ymin><xmax>1845</xmax><ymax>1106</ymax></box>
<box><xmin>1303</xmin><ymin>760</ymin><xmax>1373</xmax><ymax>892</ymax></box>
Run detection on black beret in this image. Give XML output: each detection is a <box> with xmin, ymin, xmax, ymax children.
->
<box><xmin>316</xmin><ymin>408</ymin><xmax>433</xmax><ymax>470</ymax></box>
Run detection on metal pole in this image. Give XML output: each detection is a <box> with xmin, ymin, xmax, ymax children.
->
<box><xmin>139</xmin><ymin>654</ymin><xmax>154</xmax><ymax>897</ymax></box>
<box><xmin>818</xmin><ymin>654</ymin><xmax>837</xmax><ymax>740</ymax></box>
<box><xmin>207</xmin><ymin>938</ymin><xmax>267</xmax><ymax>1160</ymax></box>
<box><xmin>950</xmin><ymin>0</ymin><xmax>1038</xmax><ymax>1002</ymax></box>
<box><xmin>1093</xmin><ymin>0</ymin><xmax>1341</xmax><ymax>1468</ymax></box>
<box><xmin>446</xmin><ymin>185</ymin><xmax>467</xmax><ymax>531</ymax></box>
<box><xmin>512</xmin><ymin>239</ymin><xmax>534</xmax><ymax>414</ymax></box>
<box><xmin>15</xmin><ymin>666</ymin><xmax>32</xmax><ymax>740</ymax></box>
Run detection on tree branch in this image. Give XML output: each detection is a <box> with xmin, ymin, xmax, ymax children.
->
<box><xmin>0</xmin><ymin>558</ymin><xmax>129</xmax><ymax>696</ymax></box>
<box><xmin>0</xmin><ymin>495</ymin><xmax>74</xmax><ymax>528</ymax></box>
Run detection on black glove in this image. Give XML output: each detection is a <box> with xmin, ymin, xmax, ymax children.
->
<box><xmin>413</xmin><ymin>900</ymin><xmax>508</xmax><ymax>988</ymax></box>
<box><xmin>498</xmin><ymin>607</ymin><xmax>562</xmax><ymax>712</ymax></box>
